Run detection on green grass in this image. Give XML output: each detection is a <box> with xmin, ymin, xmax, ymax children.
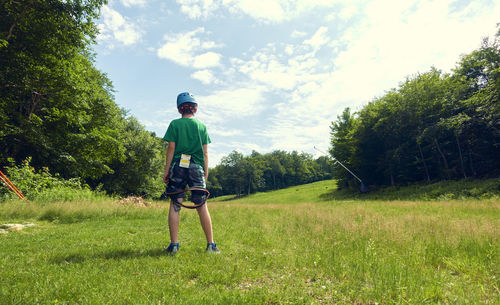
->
<box><xmin>1</xmin><ymin>181</ymin><xmax>499</xmax><ymax>304</ymax></box>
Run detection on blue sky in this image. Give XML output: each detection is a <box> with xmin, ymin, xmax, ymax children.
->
<box><xmin>93</xmin><ymin>0</ymin><xmax>499</xmax><ymax>165</ymax></box>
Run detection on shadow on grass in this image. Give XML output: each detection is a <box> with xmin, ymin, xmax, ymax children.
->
<box><xmin>211</xmin><ymin>195</ymin><xmax>245</xmax><ymax>202</ymax></box>
<box><xmin>319</xmin><ymin>178</ymin><xmax>500</xmax><ymax>201</ymax></box>
<box><xmin>51</xmin><ymin>248</ymin><xmax>168</xmax><ymax>264</ymax></box>
<box><xmin>319</xmin><ymin>188</ymin><xmax>372</xmax><ymax>201</ymax></box>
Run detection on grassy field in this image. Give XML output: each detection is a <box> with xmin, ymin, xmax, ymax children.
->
<box><xmin>0</xmin><ymin>180</ymin><xmax>499</xmax><ymax>304</ymax></box>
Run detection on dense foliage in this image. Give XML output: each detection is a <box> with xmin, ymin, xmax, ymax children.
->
<box><xmin>0</xmin><ymin>158</ymin><xmax>105</xmax><ymax>202</ymax></box>
<box><xmin>0</xmin><ymin>0</ymin><xmax>165</xmax><ymax>196</ymax></box>
<box><xmin>330</xmin><ymin>33</ymin><xmax>500</xmax><ymax>187</ymax></box>
<box><xmin>207</xmin><ymin>150</ymin><xmax>333</xmax><ymax>197</ymax></box>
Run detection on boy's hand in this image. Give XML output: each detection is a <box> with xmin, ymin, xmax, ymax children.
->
<box><xmin>163</xmin><ymin>172</ymin><xmax>170</xmax><ymax>184</ymax></box>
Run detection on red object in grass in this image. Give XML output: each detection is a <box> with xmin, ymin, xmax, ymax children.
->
<box><xmin>0</xmin><ymin>170</ymin><xmax>26</xmax><ymax>200</ymax></box>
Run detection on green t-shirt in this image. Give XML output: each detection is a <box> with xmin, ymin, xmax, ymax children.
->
<box><xmin>163</xmin><ymin>117</ymin><xmax>211</xmax><ymax>167</ymax></box>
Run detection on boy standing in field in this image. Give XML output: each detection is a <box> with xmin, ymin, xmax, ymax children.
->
<box><xmin>162</xmin><ymin>92</ymin><xmax>219</xmax><ymax>255</ymax></box>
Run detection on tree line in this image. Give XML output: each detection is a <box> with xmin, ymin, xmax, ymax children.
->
<box><xmin>1</xmin><ymin>0</ymin><xmax>165</xmax><ymax>197</ymax></box>
<box><xmin>206</xmin><ymin>150</ymin><xmax>332</xmax><ymax>197</ymax></box>
<box><xmin>329</xmin><ymin>31</ymin><xmax>500</xmax><ymax>188</ymax></box>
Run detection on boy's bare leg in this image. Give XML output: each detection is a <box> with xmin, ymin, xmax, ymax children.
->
<box><xmin>168</xmin><ymin>200</ymin><xmax>181</xmax><ymax>243</ymax></box>
<box><xmin>196</xmin><ymin>204</ymin><xmax>214</xmax><ymax>244</ymax></box>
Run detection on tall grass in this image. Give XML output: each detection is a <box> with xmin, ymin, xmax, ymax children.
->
<box><xmin>0</xmin><ymin>180</ymin><xmax>498</xmax><ymax>304</ymax></box>
<box><xmin>0</xmin><ymin>158</ymin><xmax>109</xmax><ymax>203</ymax></box>
<box><xmin>0</xmin><ymin>199</ymin><xmax>166</xmax><ymax>224</ymax></box>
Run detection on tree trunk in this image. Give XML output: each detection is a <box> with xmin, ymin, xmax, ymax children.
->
<box><xmin>6</xmin><ymin>0</ymin><xmax>38</xmax><ymax>41</ymax></box>
<box><xmin>468</xmin><ymin>142</ymin><xmax>477</xmax><ymax>177</ymax></box>
<box><xmin>28</xmin><ymin>91</ymin><xmax>42</xmax><ymax>119</ymax></box>
<box><xmin>418</xmin><ymin>143</ymin><xmax>431</xmax><ymax>183</ymax></box>
<box><xmin>455</xmin><ymin>134</ymin><xmax>466</xmax><ymax>178</ymax></box>
<box><xmin>434</xmin><ymin>138</ymin><xmax>449</xmax><ymax>178</ymax></box>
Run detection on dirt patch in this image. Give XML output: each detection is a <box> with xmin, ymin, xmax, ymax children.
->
<box><xmin>115</xmin><ymin>196</ymin><xmax>153</xmax><ymax>207</ymax></box>
<box><xmin>0</xmin><ymin>223</ymin><xmax>35</xmax><ymax>234</ymax></box>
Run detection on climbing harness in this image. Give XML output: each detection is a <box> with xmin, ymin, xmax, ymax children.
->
<box><xmin>164</xmin><ymin>187</ymin><xmax>210</xmax><ymax>209</ymax></box>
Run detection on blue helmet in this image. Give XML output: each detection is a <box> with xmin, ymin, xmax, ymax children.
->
<box><xmin>177</xmin><ymin>92</ymin><xmax>197</xmax><ymax>107</ymax></box>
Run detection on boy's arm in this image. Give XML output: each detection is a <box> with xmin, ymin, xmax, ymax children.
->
<box><xmin>164</xmin><ymin>141</ymin><xmax>176</xmax><ymax>183</ymax></box>
<box><xmin>203</xmin><ymin>144</ymin><xmax>209</xmax><ymax>181</ymax></box>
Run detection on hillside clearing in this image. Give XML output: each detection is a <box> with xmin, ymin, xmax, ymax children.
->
<box><xmin>1</xmin><ymin>181</ymin><xmax>498</xmax><ymax>304</ymax></box>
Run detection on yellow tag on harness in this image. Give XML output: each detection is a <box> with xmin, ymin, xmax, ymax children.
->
<box><xmin>179</xmin><ymin>154</ymin><xmax>191</xmax><ymax>168</ymax></box>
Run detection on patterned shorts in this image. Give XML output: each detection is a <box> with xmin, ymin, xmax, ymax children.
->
<box><xmin>165</xmin><ymin>162</ymin><xmax>206</xmax><ymax>211</ymax></box>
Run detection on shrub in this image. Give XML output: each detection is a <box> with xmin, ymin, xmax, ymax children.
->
<box><xmin>0</xmin><ymin>158</ymin><xmax>108</xmax><ymax>202</ymax></box>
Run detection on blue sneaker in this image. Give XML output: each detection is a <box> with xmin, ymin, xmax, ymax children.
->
<box><xmin>206</xmin><ymin>243</ymin><xmax>220</xmax><ymax>253</ymax></box>
<box><xmin>165</xmin><ymin>243</ymin><xmax>179</xmax><ymax>255</ymax></box>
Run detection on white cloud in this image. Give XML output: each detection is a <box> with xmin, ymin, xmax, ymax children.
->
<box><xmin>340</xmin><ymin>5</ymin><xmax>357</xmax><ymax>20</ymax></box>
<box><xmin>227</xmin><ymin>31</ymin><xmax>330</xmax><ymax>92</ymax></box>
<box><xmin>177</xmin><ymin>0</ymin><xmax>218</xmax><ymax>18</ymax></box>
<box><xmin>98</xmin><ymin>6</ymin><xmax>142</xmax><ymax>47</ymax></box>
<box><xmin>291</xmin><ymin>30</ymin><xmax>307</xmax><ymax>38</ymax></box>
<box><xmin>198</xmin><ymin>87</ymin><xmax>266</xmax><ymax>118</ymax></box>
<box><xmin>177</xmin><ymin>0</ymin><xmax>341</xmax><ymax>22</ymax></box>
<box><xmin>261</xmin><ymin>116</ymin><xmax>332</xmax><ymax>153</ymax></box>
<box><xmin>303</xmin><ymin>26</ymin><xmax>330</xmax><ymax>50</ymax></box>
<box><xmin>224</xmin><ymin>0</ymin><xmax>285</xmax><ymax>22</ymax></box>
<box><xmin>193</xmin><ymin>52</ymin><xmax>222</xmax><ymax>68</ymax></box>
<box><xmin>157</xmin><ymin>28</ymin><xmax>222</xmax><ymax>68</ymax></box>
<box><xmin>208</xmin><ymin>150</ymin><xmax>227</xmax><ymax>167</ymax></box>
<box><xmin>121</xmin><ymin>0</ymin><xmax>146</xmax><ymax>7</ymax></box>
<box><xmin>209</xmin><ymin>127</ymin><xmax>242</xmax><ymax>137</ymax></box>
<box><xmin>231</xmin><ymin>142</ymin><xmax>266</xmax><ymax>155</ymax></box>
<box><xmin>210</xmin><ymin>0</ymin><xmax>500</xmax><ymax>158</ymax></box>
<box><xmin>191</xmin><ymin>69</ymin><xmax>218</xmax><ymax>84</ymax></box>
<box><xmin>327</xmin><ymin>4</ymin><xmax>358</xmax><ymax>21</ymax></box>
<box><xmin>328</xmin><ymin>0</ymin><xmax>500</xmax><ymax>102</ymax></box>
<box><xmin>176</xmin><ymin>0</ymin><xmax>286</xmax><ymax>21</ymax></box>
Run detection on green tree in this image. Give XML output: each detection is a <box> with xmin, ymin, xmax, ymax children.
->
<box><xmin>0</xmin><ymin>0</ymin><xmax>123</xmax><ymax>179</ymax></box>
<box><xmin>267</xmin><ymin>156</ymin><xmax>285</xmax><ymax>189</ymax></box>
<box><xmin>218</xmin><ymin>151</ymin><xmax>246</xmax><ymax>196</ymax></box>
<box><xmin>207</xmin><ymin>149</ymin><xmax>332</xmax><ymax>197</ymax></box>
<box><xmin>329</xmin><ymin>107</ymin><xmax>360</xmax><ymax>187</ymax></box>
<box><xmin>329</xmin><ymin>30</ymin><xmax>500</xmax><ymax>186</ymax></box>
<box><xmin>241</xmin><ymin>156</ymin><xmax>264</xmax><ymax>195</ymax></box>
<box><xmin>0</xmin><ymin>0</ymin><xmax>169</xmax><ymax>197</ymax></box>
<box><xmin>99</xmin><ymin>117</ymin><xmax>165</xmax><ymax>197</ymax></box>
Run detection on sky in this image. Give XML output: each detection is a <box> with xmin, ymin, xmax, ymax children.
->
<box><xmin>93</xmin><ymin>0</ymin><xmax>500</xmax><ymax>166</ymax></box>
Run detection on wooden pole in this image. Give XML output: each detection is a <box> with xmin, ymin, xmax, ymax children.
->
<box><xmin>0</xmin><ymin>170</ymin><xmax>26</xmax><ymax>200</ymax></box>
